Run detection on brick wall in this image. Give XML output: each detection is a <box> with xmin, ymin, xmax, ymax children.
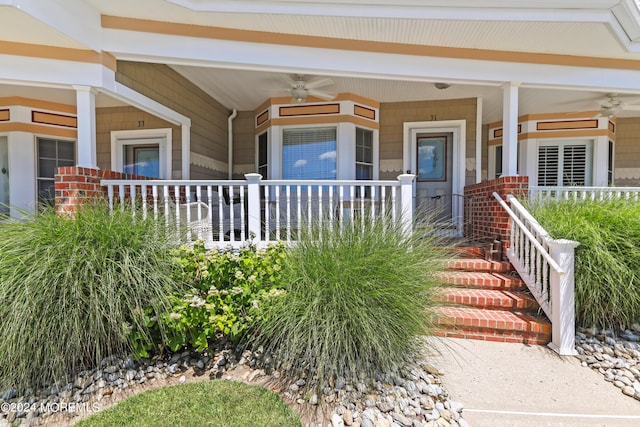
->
<box><xmin>464</xmin><ymin>176</ymin><xmax>529</xmax><ymax>249</ymax></box>
<box><xmin>54</xmin><ymin>166</ymin><xmax>150</xmax><ymax>214</ymax></box>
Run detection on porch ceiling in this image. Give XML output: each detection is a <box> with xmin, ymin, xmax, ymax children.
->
<box><xmin>3</xmin><ymin>0</ymin><xmax>640</xmax><ymax>123</ymax></box>
<box><xmin>170</xmin><ymin>65</ymin><xmax>640</xmax><ymax>123</ymax></box>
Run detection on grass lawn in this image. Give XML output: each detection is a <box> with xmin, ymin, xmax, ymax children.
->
<box><xmin>75</xmin><ymin>380</ymin><xmax>302</xmax><ymax>427</ymax></box>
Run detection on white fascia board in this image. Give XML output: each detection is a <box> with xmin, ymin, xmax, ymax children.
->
<box><xmin>100</xmin><ymin>81</ymin><xmax>191</xmax><ymax>127</ymax></box>
<box><xmin>166</xmin><ymin>0</ymin><xmax>618</xmax><ymax>20</ymax></box>
<box><xmin>0</xmin><ymin>0</ymin><xmax>102</xmax><ymax>51</ymax></box>
<box><xmin>0</xmin><ymin>54</ymin><xmax>111</xmax><ymax>88</ymax></box>
<box><xmin>613</xmin><ymin>0</ymin><xmax>640</xmax><ymax>41</ymax></box>
<box><xmin>103</xmin><ymin>30</ymin><xmax>640</xmax><ymax>93</ymax></box>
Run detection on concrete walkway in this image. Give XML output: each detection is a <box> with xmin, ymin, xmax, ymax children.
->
<box><xmin>429</xmin><ymin>338</ymin><xmax>640</xmax><ymax>427</ymax></box>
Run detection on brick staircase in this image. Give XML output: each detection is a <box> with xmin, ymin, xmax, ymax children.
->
<box><xmin>433</xmin><ymin>246</ymin><xmax>552</xmax><ymax>345</ymax></box>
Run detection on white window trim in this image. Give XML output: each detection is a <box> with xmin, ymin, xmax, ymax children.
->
<box><xmin>263</xmin><ymin>123</ymin><xmax>379</xmax><ymax>180</ymax></box>
<box><xmin>536</xmin><ymin>138</ymin><xmax>594</xmax><ymax>187</ymax></box>
<box><xmin>111</xmin><ymin>129</ymin><xmax>172</xmax><ymax>179</ymax></box>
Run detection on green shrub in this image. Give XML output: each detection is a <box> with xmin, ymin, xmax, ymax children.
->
<box><xmin>75</xmin><ymin>380</ymin><xmax>302</xmax><ymax>427</ymax></box>
<box><xmin>529</xmin><ymin>198</ymin><xmax>640</xmax><ymax>329</ymax></box>
<box><xmin>0</xmin><ymin>204</ymin><xmax>180</xmax><ymax>391</ymax></box>
<box><xmin>132</xmin><ymin>242</ymin><xmax>287</xmax><ymax>357</ymax></box>
<box><xmin>252</xmin><ymin>215</ymin><xmax>450</xmax><ymax>384</ymax></box>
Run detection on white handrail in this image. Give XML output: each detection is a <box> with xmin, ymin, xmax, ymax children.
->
<box><xmin>492</xmin><ymin>191</ymin><xmax>579</xmax><ymax>356</ymax></box>
<box><xmin>492</xmin><ymin>192</ymin><xmax>563</xmax><ymax>274</ymax></box>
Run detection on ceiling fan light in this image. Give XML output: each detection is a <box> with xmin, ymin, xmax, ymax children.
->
<box><xmin>291</xmin><ymin>87</ymin><xmax>307</xmax><ymax>102</ymax></box>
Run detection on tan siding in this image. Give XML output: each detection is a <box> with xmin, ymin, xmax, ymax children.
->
<box><xmin>96</xmin><ymin>106</ymin><xmax>181</xmax><ymax>175</ymax></box>
<box><xmin>232</xmin><ymin>111</ymin><xmax>256</xmax><ymax>179</ymax></box>
<box><xmin>614</xmin><ymin>118</ymin><xmax>640</xmax><ymax>186</ymax></box>
<box><xmin>115</xmin><ymin>61</ymin><xmax>230</xmax><ymax>178</ymax></box>
<box><xmin>379</xmin><ymin>98</ymin><xmax>477</xmax><ymax>185</ymax></box>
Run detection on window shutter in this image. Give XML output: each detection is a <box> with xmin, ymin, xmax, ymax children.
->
<box><xmin>562</xmin><ymin>145</ymin><xmax>587</xmax><ymax>186</ymax></box>
<box><xmin>538</xmin><ymin>145</ymin><xmax>559</xmax><ymax>186</ymax></box>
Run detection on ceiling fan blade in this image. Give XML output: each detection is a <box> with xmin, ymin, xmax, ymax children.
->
<box><xmin>307</xmin><ymin>89</ymin><xmax>336</xmax><ymax>101</ymax></box>
<box><xmin>622</xmin><ymin>96</ymin><xmax>640</xmax><ymax>106</ymax></box>
<box><xmin>305</xmin><ymin>78</ymin><xmax>334</xmax><ymax>90</ymax></box>
<box><xmin>623</xmin><ymin>105</ymin><xmax>640</xmax><ymax>111</ymax></box>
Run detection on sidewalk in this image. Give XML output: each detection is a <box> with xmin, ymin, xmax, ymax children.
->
<box><xmin>429</xmin><ymin>338</ymin><xmax>640</xmax><ymax>427</ymax></box>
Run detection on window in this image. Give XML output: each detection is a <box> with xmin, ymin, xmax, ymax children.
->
<box><xmin>608</xmin><ymin>140</ymin><xmax>614</xmax><ymax>186</ymax></box>
<box><xmin>356</xmin><ymin>128</ymin><xmax>373</xmax><ymax>180</ymax></box>
<box><xmin>282</xmin><ymin>127</ymin><xmax>336</xmax><ymax>180</ymax></box>
<box><xmin>37</xmin><ymin>138</ymin><xmax>76</xmax><ymax>204</ymax></box>
<box><xmin>257</xmin><ymin>132</ymin><xmax>268</xmax><ymax>179</ymax></box>
<box><xmin>494</xmin><ymin>145</ymin><xmax>502</xmax><ymax>179</ymax></box>
<box><xmin>538</xmin><ymin>141</ymin><xmax>592</xmax><ymax>186</ymax></box>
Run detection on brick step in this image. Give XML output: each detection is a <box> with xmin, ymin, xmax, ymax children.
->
<box><xmin>445</xmin><ymin>257</ymin><xmax>512</xmax><ymax>273</ymax></box>
<box><xmin>438</xmin><ymin>271</ymin><xmax>525</xmax><ymax>291</ymax></box>
<box><xmin>433</xmin><ymin>306</ymin><xmax>551</xmax><ymax>345</ymax></box>
<box><xmin>452</xmin><ymin>246</ymin><xmax>485</xmax><ymax>258</ymax></box>
<box><xmin>436</xmin><ymin>287</ymin><xmax>539</xmax><ymax>311</ymax></box>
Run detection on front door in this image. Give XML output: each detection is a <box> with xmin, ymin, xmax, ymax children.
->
<box><xmin>415</xmin><ymin>133</ymin><xmax>453</xmax><ymax>226</ymax></box>
<box><xmin>0</xmin><ymin>137</ymin><xmax>8</xmax><ymax>215</ymax></box>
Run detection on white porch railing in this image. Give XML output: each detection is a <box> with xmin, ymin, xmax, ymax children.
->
<box><xmin>492</xmin><ymin>192</ymin><xmax>579</xmax><ymax>356</ymax></box>
<box><xmin>100</xmin><ymin>174</ymin><xmax>415</xmax><ymax>248</ymax></box>
<box><xmin>530</xmin><ymin>186</ymin><xmax>640</xmax><ymax>203</ymax></box>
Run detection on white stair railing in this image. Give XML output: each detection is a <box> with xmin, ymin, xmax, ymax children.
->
<box><xmin>492</xmin><ymin>192</ymin><xmax>579</xmax><ymax>356</ymax></box>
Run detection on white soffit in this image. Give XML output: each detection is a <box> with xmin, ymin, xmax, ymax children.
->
<box><xmin>89</xmin><ymin>0</ymin><xmax>640</xmax><ymax>58</ymax></box>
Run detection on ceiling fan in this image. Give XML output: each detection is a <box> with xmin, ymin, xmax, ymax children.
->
<box><xmin>280</xmin><ymin>74</ymin><xmax>336</xmax><ymax>103</ymax></box>
<box><xmin>593</xmin><ymin>93</ymin><xmax>640</xmax><ymax>117</ymax></box>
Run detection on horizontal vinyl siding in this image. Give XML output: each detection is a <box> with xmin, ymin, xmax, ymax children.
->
<box><xmin>116</xmin><ymin>62</ymin><xmax>230</xmax><ymax>178</ymax></box>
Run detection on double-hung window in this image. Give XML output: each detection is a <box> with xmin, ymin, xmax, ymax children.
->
<box><xmin>37</xmin><ymin>138</ymin><xmax>76</xmax><ymax>204</ymax></box>
<box><xmin>356</xmin><ymin>128</ymin><xmax>373</xmax><ymax>180</ymax></box>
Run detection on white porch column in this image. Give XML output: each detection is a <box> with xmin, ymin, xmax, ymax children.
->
<box><xmin>502</xmin><ymin>82</ymin><xmax>519</xmax><ymax>176</ymax></box>
<box><xmin>74</xmin><ymin>85</ymin><xmax>97</xmax><ymax>168</ymax></box>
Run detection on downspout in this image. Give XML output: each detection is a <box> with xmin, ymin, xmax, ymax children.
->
<box><xmin>228</xmin><ymin>108</ymin><xmax>238</xmax><ymax>179</ymax></box>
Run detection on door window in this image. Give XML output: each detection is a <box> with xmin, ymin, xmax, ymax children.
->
<box><xmin>417</xmin><ymin>135</ymin><xmax>447</xmax><ymax>181</ymax></box>
<box><xmin>123</xmin><ymin>144</ymin><xmax>160</xmax><ymax>178</ymax></box>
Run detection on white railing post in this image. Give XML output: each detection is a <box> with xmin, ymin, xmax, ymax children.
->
<box><xmin>547</xmin><ymin>239</ymin><xmax>580</xmax><ymax>356</ymax></box>
<box><xmin>245</xmin><ymin>173</ymin><xmax>262</xmax><ymax>243</ymax></box>
<box><xmin>397</xmin><ymin>174</ymin><xmax>415</xmax><ymax>236</ymax></box>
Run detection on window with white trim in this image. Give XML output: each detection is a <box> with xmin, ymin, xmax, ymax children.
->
<box><xmin>282</xmin><ymin>127</ymin><xmax>336</xmax><ymax>180</ymax></box>
<box><xmin>257</xmin><ymin>132</ymin><xmax>268</xmax><ymax>179</ymax></box>
<box><xmin>538</xmin><ymin>140</ymin><xmax>592</xmax><ymax>186</ymax></box>
<box><xmin>608</xmin><ymin>140</ymin><xmax>614</xmax><ymax>186</ymax></box>
<box><xmin>494</xmin><ymin>145</ymin><xmax>502</xmax><ymax>179</ymax></box>
<box><xmin>355</xmin><ymin>127</ymin><xmax>373</xmax><ymax>180</ymax></box>
<box><xmin>37</xmin><ymin>138</ymin><xmax>76</xmax><ymax>204</ymax></box>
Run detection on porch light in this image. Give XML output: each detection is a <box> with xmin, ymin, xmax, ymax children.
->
<box><xmin>292</xmin><ymin>86</ymin><xmax>308</xmax><ymax>102</ymax></box>
<box><xmin>434</xmin><ymin>82</ymin><xmax>452</xmax><ymax>90</ymax></box>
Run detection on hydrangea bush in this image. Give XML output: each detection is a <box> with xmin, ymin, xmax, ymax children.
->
<box><xmin>132</xmin><ymin>242</ymin><xmax>287</xmax><ymax>357</ymax></box>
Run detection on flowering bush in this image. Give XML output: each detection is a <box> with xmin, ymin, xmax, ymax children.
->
<box><xmin>132</xmin><ymin>242</ymin><xmax>287</xmax><ymax>357</ymax></box>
